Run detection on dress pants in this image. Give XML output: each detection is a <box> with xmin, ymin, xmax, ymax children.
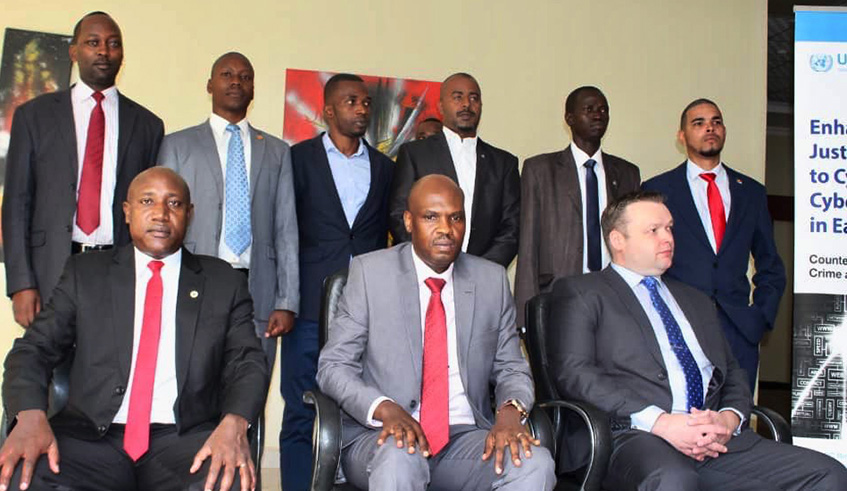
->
<box><xmin>604</xmin><ymin>429</ymin><xmax>847</xmax><ymax>491</ymax></box>
<box><xmin>9</xmin><ymin>423</ymin><xmax>243</xmax><ymax>491</ymax></box>
<box><xmin>279</xmin><ymin>317</ymin><xmax>319</xmax><ymax>491</ymax></box>
<box><xmin>341</xmin><ymin>424</ymin><xmax>556</xmax><ymax>490</ymax></box>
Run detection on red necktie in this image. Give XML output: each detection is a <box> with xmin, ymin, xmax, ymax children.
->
<box><xmin>421</xmin><ymin>277</ymin><xmax>449</xmax><ymax>455</ymax></box>
<box><xmin>700</xmin><ymin>173</ymin><xmax>726</xmax><ymax>251</ymax></box>
<box><xmin>77</xmin><ymin>91</ymin><xmax>105</xmax><ymax>235</ymax></box>
<box><xmin>124</xmin><ymin>260</ymin><xmax>164</xmax><ymax>461</ymax></box>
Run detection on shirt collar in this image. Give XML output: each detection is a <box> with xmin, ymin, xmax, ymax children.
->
<box><xmin>133</xmin><ymin>246</ymin><xmax>182</xmax><ymax>274</ymax></box>
<box><xmin>570</xmin><ymin>143</ymin><xmax>603</xmax><ymax>168</ymax></box>
<box><xmin>72</xmin><ymin>80</ymin><xmax>118</xmax><ymax>103</ymax></box>
<box><xmin>209</xmin><ymin>113</ymin><xmax>249</xmax><ymax>138</ymax></box>
<box><xmin>610</xmin><ymin>262</ymin><xmax>666</xmax><ymax>291</ymax></box>
<box><xmin>686</xmin><ymin>159</ymin><xmax>725</xmax><ymax>183</ymax></box>
<box><xmin>410</xmin><ymin>245</ymin><xmax>454</xmax><ymax>286</ymax></box>
<box><xmin>323</xmin><ymin>132</ymin><xmax>366</xmax><ymax>158</ymax></box>
<box><xmin>443</xmin><ymin>126</ymin><xmax>478</xmax><ymax>148</ymax></box>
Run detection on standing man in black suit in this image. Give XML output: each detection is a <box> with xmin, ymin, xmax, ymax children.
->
<box><xmin>389</xmin><ymin>72</ymin><xmax>520</xmax><ymax>268</ymax></box>
<box><xmin>0</xmin><ymin>167</ymin><xmax>268</xmax><ymax>491</ymax></box>
<box><xmin>285</xmin><ymin>73</ymin><xmax>394</xmax><ymax>491</ymax></box>
<box><xmin>2</xmin><ymin>11</ymin><xmax>164</xmax><ymax>329</ymax></box>
<box><xmin>514</xmin><ymin>86</ymin><xmax>640</xmax><ymax>325</ymax></box>
<box><xmin>643</xmin><ymin>99</ymin><xmax>786</xmax><ymax>391</ymax></box>
<box><xmin>550</xmin><ymin>191</ymin><xmax>845</xmax><ymax>490</ymax></box>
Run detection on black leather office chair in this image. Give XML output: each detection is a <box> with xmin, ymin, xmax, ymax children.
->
<box><xmin>305</xmin><ymin>269</ymin><xmax>557</xmax><ymax>491</ymax></box>
<box><xmin>523</xmin><ymin>292</ymin><xmax>793</xmax><ymax>491</ymax></box>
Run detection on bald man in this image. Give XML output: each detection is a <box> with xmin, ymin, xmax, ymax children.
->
<box><xmin>318</xmin><ymin>175</ymin><xmax>554</xmax><ymax>490</ymax></box>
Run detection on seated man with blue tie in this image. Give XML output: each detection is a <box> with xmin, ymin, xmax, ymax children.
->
<box><xmin>549</xmin><ymin>191</ymin><xmax>846</xmax><ymax>490</ymax></box>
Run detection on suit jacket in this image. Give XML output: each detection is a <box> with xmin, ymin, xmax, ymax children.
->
<box><xmin>389</xmin><ymin>131</ymin><xmax>520</xmax><ymax>268</ymax></box>
<box><xmin>2</xmin><ymin>245</ymin><xmax>269</xmax><ymax>440</ymax></box>
<box><xmin>642</xmin><ymin>163</ymin><xmax>786</xmax><ymax>345</ymax></box>
<box><xmin>317</xmin><ymin>243</ymin><xmax>534</xmax><ymax>445</ymax></box>
<box><xmin>514</xmin><ymin>146</ymin><xmax>640</xmax><ymax>325</ymax></box>
<box><xmin>158</xmin><ymin>121</ymin><xmax>299</xmax><ymax>322</ymax></box>
<box><xmin>2</xmin><ymin>87</ymin><xmax>164</xmax><ymax>301</ymax></box>
<box><xmin>549</xmin><ymin>268</ymin><xmax>751</xmax><ymax>430</ymax></box>
<box><xmin>291</xmin><ymin>134</ymin><xmax>394</xmax><ymax>323</ymax></box>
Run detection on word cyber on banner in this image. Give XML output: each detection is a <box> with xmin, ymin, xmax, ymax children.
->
<box><xmin>792</xmin><ymin>6</ymin><xmax>847</xmax><ymax>467</ymax></box>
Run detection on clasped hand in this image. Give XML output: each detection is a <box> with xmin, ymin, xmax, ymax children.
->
<box><xmin>652</xmin><ymin>408</ymin><xmax>740</xmax><ymax>461</ymax></box>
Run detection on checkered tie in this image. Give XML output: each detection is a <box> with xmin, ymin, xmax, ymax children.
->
<box><xmin>641</xmin><ymin>276</ymin><xmax>704</xmax><ymax>411</ymax></box>
<box><xmin>225</xmin><ymin>124</ymin><xmax>251</xmax><ymax>256</ymax></box>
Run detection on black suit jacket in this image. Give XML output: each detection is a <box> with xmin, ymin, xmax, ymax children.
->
<box><xmin>389</xmin><ymin>131</ymin><xmax>520</xmax><ymax>267</ymax></box>
<box><xmin>2</xmin><ymin>88</ymin><xmax>164</xmax><ymax>301</ymax></box>
<box><xmin>2</xmin><ymin>246</ymin><xmax>268</xmax><ymax>440</ymax></box>
<box><xmin>291</xmin><ymin>134</ymin><xmax>394</xmax><ymax>322</ymax></box>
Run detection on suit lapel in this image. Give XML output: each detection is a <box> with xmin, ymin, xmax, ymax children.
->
<box><xmin>431</xmin><ymin>132</ymin><xmax>459</xmax><ymax>181</ymax></box>
<box><xmin>199</xmin><ymin>122</ymin><xmax>225</xmax><ymax>203</ymax></box>
<box><xmin>109</xmin><ymin>246</ymin><xmax>136</xmax><ymax>383</ymax></box>
<box><xmin>669</xmin><ymin>163</ymin><xmax>714</xmax><ymax>252</ymax></box>
<box><xmin>116</xmin><ymin>92</ymin><xmax>138</xmax><ymax>179</ymax></box>
<box><xmin>398</xmin><ymin>245</ymin><xmax>423</xmax><ymax>382</ymax></box>
<box><xmin>175</xmin><ymin>250</ymin><xmax>205</xmax><ymax>396</ymax></box>
<box><xmin>720</xmin><ymin>166</ymin><xmax>747</xmax><ymax>255</ymax></box>
<box><xmin>603</xmin><ymin>153</ymin><xmax>623</xmax><ymax>199</ymax></box>
<box><xmin>601</xmin><ymin>268</ymin><xmax>666</xmax><ymax>369</ymax></box>
<box><xmin>559</xmin><ymin>146</ymin><xmax>583</xmax><ymax>210</ymax></box>
<box><xmin>54</xmin><ymin>89</ymin><xmax>79</xmax><ymax>177</ymax></box>
<box><xmin>248</xmin><ymin>126</ymin><xmax>265</xmax><ymax>202</ymax></box>
<box><xmin>313</xmin><ymin>134</ymin><xmax>350</xmax><ymax>231</ymax></box>
<box><xmin>471</xmin><ymin>140</ymin><xmax>495</xmax><ymax>229</ymax></box>
<box><xmin>452</xmin><ymin>255</ymin><xmax>475</xmax><ymax>392</ymax></box>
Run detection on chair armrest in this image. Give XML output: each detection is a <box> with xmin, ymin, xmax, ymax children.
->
<box><xmin>751</xmin><ymin>405</ymin><xmax>792</xmax><ymax>444</ymax></box>
<box><xmin>540</xmin><ymin>400</ymin><xmax>612</xmax><ymax>491</ymax></box>
<box><xmin>526</xmin><ymin>406</ymin><xmax>555</xmax><ymax>454</ymax></box>
<box><xmin>304</xmin><ymin>389</ymin><xmax>343</xmax><ymax>491</ymax></box>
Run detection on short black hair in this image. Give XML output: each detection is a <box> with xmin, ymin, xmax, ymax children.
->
<box><xmin>72</xmin><ymin>11</ymin><xmax>113</xmax><ymax>44</ymax></box>
<box><xmin>323</xmin><ymin>73</ymin><xmax>364</xmax><ymax>104</ymax></box>
<box><xmin>601</xmin><ymin>191</ymin><xmax>666</xmax><ymax>248</ymax></box>
<box><xmin>210</xmin><ymin>52</ymin><xmax>252</xmax><ymax>77</ymax></box>
<box><xmin>565</xmin><ymin>86</ymin><xmax>604</xmax><ymax>115</ymax></box>
<box><xmin>420</xmin><ymin>117</ymin><xmax>442</xmax><ymax>125</ymax></box>
<box><xmin>680</xmin><ymin>98</ymin><xmax>719</xmax><ymax>130</ymax></box>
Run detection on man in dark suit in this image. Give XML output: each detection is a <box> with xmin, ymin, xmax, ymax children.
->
<box><xmin>514</xmin><ymin>86</ymin><xmax>640</xmax><ymax>325</ymax></box>
<box><xmin>2</xmin><ymin>11</ymin><xmax>164</xmax><ymax>329</ymax></box>
<box><xmin>0</xmin><ymin>167</ymin><xmax>268</xmax><ymax>491</ymax></box>
<box><xmin>389</xmin><ymin>72</ymin><xmax>520</xmax><ymax>268</ymax></box>
<box><xmin>550</xmin><ymin>191</ymin><xmax>845</xmax><ymax>490</ymax></box>
<box><xmin>318</xmin><ymin>175</ymin><xmax>554</xmax><ymax>490</ymax></box>
<box><xmin>286</xmin><ymin>73</ymin><xmax>393</xmax><ymax>491</ymax></box>
<box><xmin>643</xmin><ymin>99</ymin><xmax>786</xmax><ymax>391</ymax></box>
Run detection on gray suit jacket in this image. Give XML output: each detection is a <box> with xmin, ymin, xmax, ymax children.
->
<box><xmin>158</xmin><ymin>121</ymin><xmax>299</xmax><ymax>322</ymax></box>
<box><xmin>317</xmin><ymin>243</ymin><xmax>534</xmax><ymax>445</ymax></box>
<box><xmin>514</xmin><ymin>145</ymin><xmax>640</xmax><ymax>326</ymax></box>
<box><xmin>549</xmin><ymin>268</ymin><xmax>751</xmax><ymax>427</ymax></box>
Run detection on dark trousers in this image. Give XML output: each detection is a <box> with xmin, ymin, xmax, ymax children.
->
<box><xmin>718</xmin><ymin>308</ymin><xmax>759</xmax><ymax>392</ymax></box>
<box><xmin>9</xmin><ymin>423</ymin><xmax>242</xmax><ymax>491</ymax></box>
<box><xmin>279</xmin><ymin>318</ymin><xmax>319</xmax><ymax>491</ymax></box>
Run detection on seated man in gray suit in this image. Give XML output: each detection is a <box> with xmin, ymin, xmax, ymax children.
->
<box><xmin>317</xmin><ymin>175</ymin><xmax>555</xmax><ymax>490</ymax></box>
<box><xmin>550</xmin><ymin>191</ymin><xmax>846</xmax><ymax>490</ymax></box>
<box><xmin>159</xmin><ymin>52</ymin><xmax>298</xmax><ymax>368</ymax></box>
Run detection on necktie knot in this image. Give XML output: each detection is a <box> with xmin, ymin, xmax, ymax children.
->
<box><xmin>699</xmin><ymin>172</ymin><xmax>717</xmax><ymax>183</ymax></box>
<box><xmin>92</xmin><ymin>91</ymin><xmax>104</xmax><ymax>103</ymax></box>
<box><xmin>641</xmin><ymin>276</ymin><xmax>659</xmax><ymax>293</ymax></box>
<box><xmin>226</xmin><ymin>123</ymin><xmax>239</xmax><ymax>134</ymax></box>
<box><xmin>425</xmin><ymin>277</ymin><xmax>446</xmax><ymax>294</ymax></box>
<box><xmin>584</xmin><ymin>159</ymin><xmax>597</xmax><ymax>170</ymax></box>
<box><xmin>147</xmin><ymin>260</ymin><xmax>164</xmax><ymax>274</ymax></box>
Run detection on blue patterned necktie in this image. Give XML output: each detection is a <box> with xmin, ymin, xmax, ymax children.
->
<box><xmin>225</xmin><ymin>124</ymin><xmax>251</xmax><ymax>256</ymax></box>
<box><xmin>641</xmin><ymin>276</ymin><xmax>704</xmax><ymax>411</ymax></box>
<box><xmin>584</xmin><ymin>159</ymin><xmax>601</xmax><ymax>271</ymax></box>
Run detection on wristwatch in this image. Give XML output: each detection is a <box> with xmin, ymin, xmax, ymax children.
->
<box><xmin>498</xmin><ymin>399</ymin><xmax>529</xmax><ymax>424</ymax></box>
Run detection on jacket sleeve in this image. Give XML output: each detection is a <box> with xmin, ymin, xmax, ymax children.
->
<box><xmin>514</xmin><ymin>159</ymin><xmax>541</xmax><ymax>328</ymax></box>
<box><xmin>272</xmin><ymin>142</ymin><xmax>300</xmax><ymax>314</ymax></box>
<box><xmin>491</xmin><ymin>268</ymin><xmax>535</xmax><ymax>411</ymax></box>
<box><xmin>749</xmin><ymin>189</ymin><xmax>786</xmax><ymax>332</ymax></box>
<box><xmin>388</xmin><ymin>144</ymin><xmax>415</xmax><ymax>244</ymax></box>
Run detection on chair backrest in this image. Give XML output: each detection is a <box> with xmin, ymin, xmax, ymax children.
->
<box><xmin>524</xmin><ymin>292</ymin><xmax>560</xmax><ymax>403</ymax></box>
<box><xmin>319</xmin><ymin>269</ymin><xmax>349</xmax><ymax>350</ymax></box>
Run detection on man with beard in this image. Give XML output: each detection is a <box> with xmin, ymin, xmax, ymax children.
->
<box><xmin>3</xmin><ymin>11</ymin><xmax>163</xmax><ymax>329</ymax></box>
<box><xmin>159</xmin><ymin>52</ymin><xmax>299</xmax><ymax>372</ymax></box>
<box><xmin>286</xmin><ymin>73</ymin><xmax>394</xmax><ymax>491</ymax></box>
<box><xmin>643</xmin><ymin>99</ymin><xmax>786</xmax><ymax>392</ymax></box>
<box><xmin>514</xmin><ymin>86</ymin><xmax>640</xmax><ymax>328</ymax></box>
<box><xmin>389</xmin><ymin>73</ymin><xmax>520</xmax><ymax>269</ymax></box>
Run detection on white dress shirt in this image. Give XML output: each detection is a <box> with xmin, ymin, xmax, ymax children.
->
<box><xmin>610</xmin><ymin>263</ymin><xmax>744</xmax><ymax>433</ymax></box>
<box><xmin>570</xmin><ymin>144</ymin><xmax>610</xmax><ymax>272</ymax></box>
<box><xmin>113</xmin><ymin>248</ymin><xmax>182</xmax><ymax>425</ymax></box>
<box><xmin>208</xmin><ymin>114</ymin><xmax>252</xmax><ymax>269</ymax></box>
<box><xmin>366</xmin><ymin>249</ymin><xmax>476</xmax><ymax>427</ymax></box>
<box><xmin>686</xmin><ymin>160</ymin><xmax>731</xmax><ymax>253</ymax></box>
<box><xmin>71</xmin><ymin>81</ymin><xmax>119</xmax><ymax>245</ymax></box>
<box><xmin>443</xmin><ymin>127</ymin><xmax>477</xmax><ymax>253</ymax></box>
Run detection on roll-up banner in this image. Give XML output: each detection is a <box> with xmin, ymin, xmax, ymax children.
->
<box><xmin>792</xmin><ymin>6</ymin><xmax>847</xmax><ymax>466</ymax></box>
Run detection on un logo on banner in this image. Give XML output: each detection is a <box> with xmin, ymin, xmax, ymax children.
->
<box><xmin>810</xmin><ymin>54</ymin><xmax>833</xmax><ymax>72</ymax></box>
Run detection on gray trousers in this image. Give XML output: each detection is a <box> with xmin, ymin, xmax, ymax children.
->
<box><xmin>341</xmin><ymin>424</ymin><xmax>555</xmax><ymax>491</ymax></box>
<box><xmin>605</xmin><ymin>429</ymin><xmax>847</xmax><ymax>491</ymax></box>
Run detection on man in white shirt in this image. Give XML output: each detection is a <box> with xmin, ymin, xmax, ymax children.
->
<box><xmin>318</xmin><ymin>175</ymin><xmax>554</xmax><ymax>490</ymax></box>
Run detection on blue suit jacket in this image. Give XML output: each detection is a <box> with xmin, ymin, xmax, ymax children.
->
<box><xmin>642</xmin><ymin>163</ymin><xmax>785</xmax><ymax>345</ymax></box>
<box><xmin>291</xmin><ymin>134</ymin><xmax>394</xmax><ymax>322</ymax></box>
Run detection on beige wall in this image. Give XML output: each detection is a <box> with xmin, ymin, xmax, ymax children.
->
<box><xmin>0</xmin><ymin>0</ymin><xmax>768</xmax><ymax>471</ymax></box>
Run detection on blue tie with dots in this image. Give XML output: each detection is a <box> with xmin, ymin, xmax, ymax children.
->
<box><xmin>225</xmin><ymin>124</ymin><xmax>251</xmax><ymax>256</ymax></box>
<box><xmin>641</xmin><ymin>276</ymin><xmax>704</xmax><ymax>411</ymax></box>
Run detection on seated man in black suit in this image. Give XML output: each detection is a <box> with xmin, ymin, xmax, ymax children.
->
<box><xmin>0</xmin><ymin>167</ymin><xmax>268</xmax><ymax>491</ymax></box>
<box><xmin>550</xmin><ymin>191</ymin><xmax>846</xmax><ymax>490</ymax></box>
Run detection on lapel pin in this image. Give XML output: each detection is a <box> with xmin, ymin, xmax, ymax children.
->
<box><xmin>189</xmin><ymin>290</ymin><xmax>199</xmax><ymax>299</ymax></box>
<box><xmin>612</xmin><ymin>180</ymin><xmax>618</xmax><ymax>187</ymax></box>
<box><xmin>736</xmin><ymin>178</ymin><xmax>742</xmax><ymax>184</ymax></box>
<box><xmin>256</xmin><ymin>134</ymin><xmax>264</xmax><ymax>140</ymax></box>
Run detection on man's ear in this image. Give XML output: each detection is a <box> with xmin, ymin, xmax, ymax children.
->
<box><xmin>403</xmin><ymin>210</ymin><xmax>412</xmax><ymax>234</ymax></box>
<box><xmin>123</xmin><ymin>201</ymin><xmax>131</xmax><ymax>224</ymax></box>
<box><xmin>608</xmin><ymin>229</ymin><xmax>625</xmax><ymax>254</ymax></box>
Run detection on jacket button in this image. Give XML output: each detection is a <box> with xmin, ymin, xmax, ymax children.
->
<box><xmin>98</xmin><ymin>425</ymin><xmax>107</xmax><ymax>434</ymax></box>
<box><xmin>349</xmin><ymin>233</ymin><xmax>355</xmax><ymax>240</ymax></box>
<box><xmin>410</xmin><ymin>400</ymin><xmax>417</xmax><ymax>409</ymax></box>
<box><xmin>65</xmin><ymin>225</ymin><xmax>72</xmax><ymax>233</ymax></box>
<box><xmin>713</xmin><ymin>262</ymin><xmax>718</xmax><ymax>269</ymax></box>
<box><xmin>658</xmin><ymin>371</ymin><xmax>667</xmax><ymax>380</ymax></box>
<box><xmin>115</xmin><ymin>386</ymin><xmax>125</xmax><ymax>395</ymax></box>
